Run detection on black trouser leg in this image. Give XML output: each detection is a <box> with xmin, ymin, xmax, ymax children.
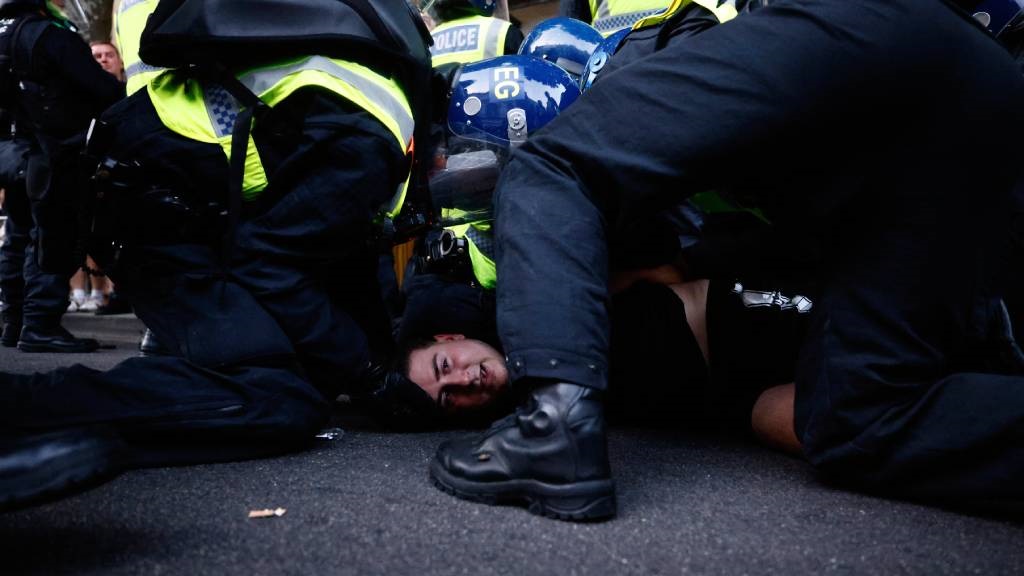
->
<box><xmin>793</xmin><ymin>196</ymin><xmax>1024</xmax><ymax>503</ymax></box>
<box><xmin>0</xmin><ymin>182</ymin><xmax>29</xmax><ymax>325</ymax></box>
<box><xmin>493</xmin><ymin>163</ymin><xmax>612</xmax><ymax>390</ymax></box>
<box><xmin>0</xmin><ymin>356</ymin><xmax>329</xmax><ymax>466</ymax></box>
<box><xmin>230</xmin><ymin>121</ymin><xmax>401</xmax><ymax>394</ymax></box>
<box><xmin>3</xmin><ymin>242</ymin><xmax>331</xmax><ymax>466</ymax></box>
<box><xmin>22</xmin><ymin>223</ymin><xmax>72</xmax><ymax>330</ymax></box>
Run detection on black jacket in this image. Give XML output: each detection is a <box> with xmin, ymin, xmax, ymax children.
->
<box><xmin>1</xmin><ymin>11</ymin><xmax>123</xmax><ymax>143</ymax></box>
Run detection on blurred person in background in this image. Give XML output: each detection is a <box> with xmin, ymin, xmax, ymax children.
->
<box><xmin>0</xmin><ymin>0</ymin><xmax>123</xmax><ymax>352</ymax></box>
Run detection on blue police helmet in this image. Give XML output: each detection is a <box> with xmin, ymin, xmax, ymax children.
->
<box><xmin>447</xmin><ymin>54</ymin><xmax>580</xmax><ymax>149</ymax></box>
<box><xmin>517</xmin><ymin>17</ymin><xmax>604</xmax><ymax>84</ymax></box>
<box><xmin>971</xmin><ymin>0</ymin><xmax>1024</xmax><ymax>36</ymax></box>
<box><xmin>433</xmin><ymin>55</ymin><xmax>580</xmax><ymax>220</ymax></box>
<box><xmin>580</xmin><ymin>28</ymin><xmax>629</xmax><ymax>92</ymax></box>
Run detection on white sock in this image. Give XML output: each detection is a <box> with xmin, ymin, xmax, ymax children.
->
<box><xmin>71</xmin><ymin>288</ymin><xmax>87</xmax><ymax>303</ymax></box>
<box><xmin>90</xmin><ymin>289</ymin><xmax>104</xmax><ymax>301</ymax></box>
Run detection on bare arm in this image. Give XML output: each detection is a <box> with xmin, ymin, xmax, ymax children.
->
<box><xmin>751</xmin><ymin>383</ymin><xmax>802</xmax><ymax>455</ymax></box>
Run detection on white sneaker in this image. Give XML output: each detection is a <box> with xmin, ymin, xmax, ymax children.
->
<box><xmin>78</xmin><ymin>297</ymin><xmax>101</xmax><ymax>312</ymax></box>
<box><xmin>67</xmin><ymin>295</ymin><xmax>86</xmax><ymax>312</ymax></box>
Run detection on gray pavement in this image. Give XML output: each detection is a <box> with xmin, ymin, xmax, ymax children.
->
<box><xmin>0</xmin><ymin>314</ymin><xmax>1022</xmax><ymax>575</ymax></box>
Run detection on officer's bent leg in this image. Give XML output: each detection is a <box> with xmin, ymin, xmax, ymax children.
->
<box><xmin>0</xmin><ymin>356</ymin><xmax>329</xmax><ymax>466</ymax></box>
<box><xmin>231</xmin><ymin>106</ymin><xmax>406</xmax><ymax>392</ymax></box>
<box><xmin>493</xmin><ymin>159</ymin><xmax>611</xmax><ymax>390</ymax></box>
<box><xmin>49</xmin><ymin>243</ymin><xmax>335</xmax><ymax>464</ymax></box>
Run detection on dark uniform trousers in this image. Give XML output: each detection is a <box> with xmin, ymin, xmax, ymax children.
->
<box><xmin>1</xmin><ymin>169</ymin><xmax>72</xmax><ymax>330</ymax></box>
<box><xmin>494</xmin><ymin>0</ymin><xmax>1024</xmax><ymax>502</ymax></box>
<box><xmin>0</xmin><ymin>88</ymin><xmax>404</xmax><ymax>465</ymax></box>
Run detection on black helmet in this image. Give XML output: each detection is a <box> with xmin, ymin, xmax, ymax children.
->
<box><xmin>139</xmin><ymin>0</ymin><xmax>435</xmax><ymax>193</ymax></box>
<box><xmin>433</xmin><ymin>0</ymin><xmax>496</xmax><ymax>21</ymax></box>
<box><xmin>139</xmin><ymin>0</ymin><xmax>431</xmax><ymax>75</ymax></box>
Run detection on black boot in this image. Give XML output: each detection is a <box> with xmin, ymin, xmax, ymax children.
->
<box><xmin>1</xmin><ymin>321</ymin><xmax>21</xmax><ymax>348</ymax></box>
<box><xmin>17</xmin><ymin>326</ymin><xmax>99</xmax><ymax>353</ymax></box>
<box><xmin>0</xmin><ymin>426</ymin><xmax>125</xmax><ymax>511</ymax></box>
<box><xmin>138</xmin><ymin>328</ymin><xmax>173</xmax><ymax>357</ymax></box>
<box><xmin>430</xmin><ymin>382</ymin><xmax>616</xmax><ymax>521</ymax></box>
<box><xmin>1</xmin><ymin>308</ymin><xmax>21</xmax><ymax>348</ymax></box>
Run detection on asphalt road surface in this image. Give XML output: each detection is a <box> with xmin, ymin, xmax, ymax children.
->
<box><xmin>1</xmin><ymin>324</ymin><xmax>1022</xmax><ymax>575</ymax></box>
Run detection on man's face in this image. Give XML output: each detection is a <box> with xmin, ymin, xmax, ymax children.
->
<box><xmin>407</xmin><ymin>336</ymin><xmax>509</xmax><ymax>414</ymax></box>
<box><xmin>91</xmin><ymin>43</ymin><xmax>123</xmax><ymax>80</ymax></box>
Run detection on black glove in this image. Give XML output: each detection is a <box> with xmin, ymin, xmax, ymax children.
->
<box><xmin>349</xmin><ymin>363</ymin><xmax>443</xmax><ymax>431</ymax></box>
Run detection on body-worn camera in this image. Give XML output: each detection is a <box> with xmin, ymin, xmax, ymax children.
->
<box><xmin>419</xmin><ymin>227</ymin><xmax>471</xmax><ymax>278</ymax></box>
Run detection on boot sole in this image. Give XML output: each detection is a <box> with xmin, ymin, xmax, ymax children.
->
<box><xmin>17</xmin><ymin>342</ymin><xmax>99</xmax><ymax>353</ymax></box>
<box><xmin>429</xmin><ymin>459</ymin><xmax>616</xmax><ymax>522</ymax></box>
<box><xmin>0</xmin><ymin>435</ymin><xmax>122</xmax><ymax>512</ymax></box>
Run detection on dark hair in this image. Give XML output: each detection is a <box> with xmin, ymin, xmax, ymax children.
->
<box><xmin>392</xmin><ymin>336</ymin><xmax>435</xmax><ymax>379</ymax></box>
<box><xmin>433</xmin><ymin>0</ymin><xmax>479</xmax><ymax>23</ymax></box>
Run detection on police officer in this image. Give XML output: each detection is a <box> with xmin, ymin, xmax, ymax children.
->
<box><xmin>111</xmin><ymin>0</ymin><xmax>170</xmax><ymax>350</ymax></box>
<box><xmin>401</xmin><ymin>55</ymin><xmax>580</xmax><ymax>343</ymax></box>
<box><xmin>0</xmin><ymin>0</ymin><xmax>124</xmax><ymax>352</ymax></box>
<box><xmin>517</xmin><ymin>17</ymin><xmax>603</xmax><ymax>85</ymax></box>
<box><xmin>430</xmin><ymin>0</ymin><xmax>1024</xmax><ymax>521</ymax></box>
<box><xmin>0</xmin><ymin>0</ymin><xmax>432</xmax><ymax>509</ymax></box>
<box><xmin>559</xmin><ymin>0</ymin><xmax>657</xmax><ymax>35</ymax></box>
<box><xmin>429</xmin><ymin>0</ymin><xmax>523</xmax><ymax>66</ymax></box>
<box><xmin>112</xmin><ymin>0</ymin><xmax>163</xmax><ymax>96</ymax></box>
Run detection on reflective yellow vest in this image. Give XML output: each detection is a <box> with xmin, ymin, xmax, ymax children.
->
<box><xmin>430</xmin><ymin>15</ymin><xmax>512</xmax><ymax>67</ymax></box>
<box><xmin>147</xmin><ymin>55</ymin><xmax>414</xmax><ymax>217</ymax></box>
<box><xmin>441</xmin><ymin>208</ymin><xmax>497</xmax><ymax>289</ymax></box>
<box><xmin>114</xmin><ymin>0</ymin><xmax>165</xmax><ymax>95</ymax></box>
<box><xmin>589</xmin><ymin>0</ymin><xmax>672</xmax><ymax>35</ymax></box>
<box><xmin>630</xmin><ymin>0</ymin><xmax>738</xmax><ymax>31</ymax></box>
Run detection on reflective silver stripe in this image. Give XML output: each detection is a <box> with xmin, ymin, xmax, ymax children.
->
<box><xmin>124</xmin><ymin>61</ymin><xmax>165</xmax><ymax>81</ymax></box>
<box><xmin>482</xmin><ymin>19</ymin><xmax>503</xmax><ymax>59</ymax></box>
<box><xmin>238</xmin><ymin>55</ymin><xmax>413</xmax><ymax>146</ymax></box>
<box><xmin>596</xmin><ymin>0</ymin><xmax>611</xmax><ymax>19</ymax></box>
<box><xmin>203</xmin><ymin>83</ymin><xmax>242</xmax><ymax>139</ymax></box>
<box><xmin>118</xmin><ymin>0</ymin><xmax>149</xmax><ymax>12</ymax></box>
<box><xmin>593</xmin><ymin>8</ymin><xmax>664</xmax><ymax>32</ymax></box>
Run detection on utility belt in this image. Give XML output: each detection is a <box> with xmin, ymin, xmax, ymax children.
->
<box><xmin>86</xmin><ymin>130</ymin><xmax>228</xmax><ymax>270</ymax></box>
<box><xmin>93</xmin><ymin>156</ymin><xmax>227</xmax><ymax>238</ymax></box>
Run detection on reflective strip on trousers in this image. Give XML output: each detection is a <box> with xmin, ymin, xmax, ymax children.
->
<box><xmin>731</xmin><ymin>282</ymin><xmax>814</xmax><ymax>314</ymax></box>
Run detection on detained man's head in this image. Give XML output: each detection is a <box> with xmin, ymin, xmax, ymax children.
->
<box><xmin>90</xmin><ymin>42</ymin><xmax>124</xmax><ymax>81</ymax></box>
<box><xmin>402</xmin><ymin>335</ymin><xmax>510</xmax><ymax>415</ymax></box>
